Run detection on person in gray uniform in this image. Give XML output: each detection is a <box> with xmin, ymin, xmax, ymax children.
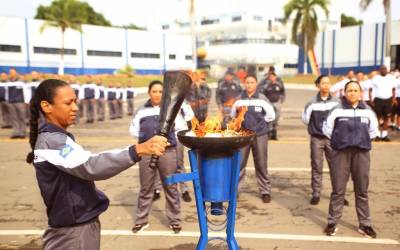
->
<box><xmin>95</xmin><ymin>78</ymin><xmax>105</xmax><ymax>121</ymax></box>
<box><xmin>0</xmin><ymin>72</ymin><xmax>12</xmax><ymax>128</ymax></box>
<box><xmin>216</xmin><ymin>70</ymin><xmax>242</xmax><ymax>127</ymax></box>
<box><xmin>116</xmin><ymin>84</ymin><xmax>124</xmax><ymax>119</ymax></box>
<box><xmin>26</xmin><ymin>78</ymin><xmax>168</xmax><ymax>250</ymax></box>
<box><xmin>7</xmin><ymin>68</ymin><xmax>30</xmax><ymax>138</ymax></box>
<box><xmin>129</xmin><ymin>80</ymin><xmax>181</xmax><ymax>234</ymax></box>
<box><xmin>82</xmin><ymin>78</ymin><xmax>97</xmax><ymax>123</ymax></box>
<box><xmin>302</xmin><ymin>75</ymin><xmax>340</xmax><ymax>205</ymax></box>
<box><xmin>126</xmin><ymin>82</ymin><xmax>135</xmax><ymax>116</ymax></box>
<box><xmin>106</xmin><ymin>83</ymin><xmax>117</xmax><ymax>120</ymax></box>
<box><xmin>323</xmin><ymin>80</ymin><xmax>379</xmax><ymax>238</ymax></box>
<box><xmin>257</xmin><ymin>72</ymin><xmax>285</xmax><ymax>140</ymax></box>
<box><xmin>231</xmin><ymin>74</ymin><xmax>275</xmax><ymax>203</ymax></box>
<box><xmin>186</xmin><ymin>73</ymin><xmax>211</xmax><ymax>123</ymax></box>
<box><xmin>153</xmin><ymin>101</ymin><xmax>194</xmax><ymax>203</ymax></box>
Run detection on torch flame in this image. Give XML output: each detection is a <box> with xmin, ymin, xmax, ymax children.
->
<box><xmin>191</xmin><ymin>107</ymin><xmax>248</xmax><ymax>137</ymax></box>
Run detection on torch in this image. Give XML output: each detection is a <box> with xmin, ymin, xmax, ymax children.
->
<box><xmin>148</xmin><ymin>71</ymin><xmax>193</xmax><ymax>169</ymax></box>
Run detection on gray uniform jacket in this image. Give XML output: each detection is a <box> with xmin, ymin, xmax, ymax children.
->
<box><xmin>33</xmin><ymin>123</ymin><xmax>140</xmax><ymax>228</ymax></box>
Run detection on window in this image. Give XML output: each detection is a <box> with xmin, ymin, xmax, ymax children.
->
<box><xmin>131</xmin><ymin>52</ymin><xmax>160</xmax><ymax>59</ymax></box>
<box><xmin>34</xmin><ymin>46</ymin><xmax>76</xmax><ymax>55</ymax></box>
<box><xmin>169</xmin><ymin>54</ymin><xmax>176</xmax><ymax>60</ymax></box>
<box><xmin>253</xmin><ymin>16</ymin><xmax>263</xmax><ymax>21</ymax></box>
<box><xmin>284</xmin><ymin>63</ymin><xmax>298</xmax><ymax>69</ymax></box>
<box><xmin>200</xmin><ymin>19</ymin><xmax>219</xmax><ymax>25</ymax></box>
<box><xmin>0</xmin><ymin>44</ymin><xmax>21</xmax><ymax>53</ymax></box>
<box><xmin>185</xmin><ymin>55</ymin><xmax>192</xmax><ymax>60</ymax></box>
<box><xmin>87</xmin><ymin>50</ymin><xmax>122</xmax><ymax>57</ymax></box>
<box><xmin>232</xmin><ymin>16</ymin><xmax>242</xmax><ymax>22</ymax></box>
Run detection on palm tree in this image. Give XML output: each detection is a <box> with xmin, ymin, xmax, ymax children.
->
<box><xmin>38</xmin><ymin>0</ymin><xmax>84</xmax><ymax>75</ymax></box>
<box><xmin>360</xmin><ymin>0</ymin><xmax>391</xmax><ymax>68</ymax></box>
<box><xmin>283</xmin><ymin>0</ymin><xmax>330</xmax><ymax>74</ymax></box>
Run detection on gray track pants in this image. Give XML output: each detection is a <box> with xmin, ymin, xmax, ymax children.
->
<box><xmin>135</xmin><ymin>148</ymin><xmax>181</xmax><ymax>225</ymax></box>
<box><xmin>84</xmin><ymin>99</ymin><xmax>95</xmax><ymax>122</ymax></box>
<box><xmin>154</xmin><ymin>141</ymin><xmax>189</xmax><ymax>193</ymax></box>
<box><xmin>239</xmin><ymin>134</ymin><xmax>270</xmax><ymax>195</ymax></box>
<box><xmin>9</xmin><ymin>102</ymin><xmax>26</xmax><ymax>137</ymax></box>
<box><xmin>96</xmin><ymin>99</ymin><xmax>105</xmax><ymax>121</ymax></box>
<box><xmin>328</xmin><ymin>148</ymin><xmax>371</xmax><ymax>226</ymax></box>
<box><xmin>310</xmin><ymin>136</ymin><xmax>333</xmax><ymax>197</ymax></box>
<box><xmin>0</xmin><ymin>102</ymin><xmax>11</xmax><ymax>127</ymax></box>
<box><xmin>43</xmin><ymin>217</ymin><xmax>100</xmax><ymax>250</ymax></box>
<box><xmin>127</xmin><ymin>99</ymin><xmax>134</xmax><ymax>115</ymax></box>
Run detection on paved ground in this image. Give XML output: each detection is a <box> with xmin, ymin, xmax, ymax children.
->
<box><xmin>0</xmin><ymin>85</ymin><xmax>399</xmax><ymax>250</ymax></box>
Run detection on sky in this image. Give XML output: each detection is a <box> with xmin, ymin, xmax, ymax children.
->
<box><xmin>0</xmin><ymin>0</ymin><xmax>399</xmax><ymax>28</ymax></box>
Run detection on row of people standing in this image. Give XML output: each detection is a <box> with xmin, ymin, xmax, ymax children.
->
<box><xmin>0</xmin><ymin>69</ymin><xmax>136</xmax><ymax>139</ymax></box>
<box><xmin>68</xmin><ymin>76</ymin><xmax>135</xmax><ymax>123</ymax></box>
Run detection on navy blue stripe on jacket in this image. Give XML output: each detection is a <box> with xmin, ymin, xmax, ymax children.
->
<box><xmin>323</xmin><ymin>100</ymin><xmax>379</xmax><ymax>151</ymax></box>
<box><xmin>302</xmin><ymin>93</ymin><xmax>340</xmax><ymax>138</ymax></box>
<box><xmin>129</xmin><ymin>100</ymin><xmax>177</xmax><ymax>146</ymax></box>
<box><xmin>230</xmin><ymin>91</ymin><xmax>275</xmax><ymax>136</ymax></box>
<box><xmin>33</xmin><ymin>123</ymin><xmax>140</xmax><ymax>227</ymax></box>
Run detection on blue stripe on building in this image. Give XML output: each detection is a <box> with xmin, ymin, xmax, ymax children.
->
<box><xmin>358</xmin><ymin>26</ymin><xmax>362</xmax><ymax>66</ymax></box>
<box><xmin>24</xmin><ymin>18</ymin><xmax>31</xmax><ymax>71</ymax></box>
<box><xmin>374</xmin><ymin>23</ymin><xmax>379</xmax><ymax>66</ymax></box>
<box><xmin>124</xmin><ymin>28</ymin><xmax>129</xmax><ymax>65</ymax></box>
<box><xmin>332</xmin><ymin>30</ymin><xmax>336</xmax><ymax>69</ymax></box>
<box><xmin>80</xmin><ymin>31</ymin><xmax>85</xmax><ymax>75</ymax></box>
<box><xmin>381</xmin><ymin>23</ymin><xmax>385</xmax><ymax>65</ymax></box>
<box><xmin>162</xmin><ymin>33</ymin><xmax>166</xmax><ymax>73</ymax></box>
<box><xmin>321</xmin><ymin>31</ymin><xmax>325</xmax><ymax>69</ymax></box>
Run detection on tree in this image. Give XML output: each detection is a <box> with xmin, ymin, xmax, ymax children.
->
<box><xmin>360</xmin><ymin>0</ymin><xmax>391</xmax><ymax>68</ymax></box>
<box><xmin>36</xmin><ymin>0</ymin><xmax>87</xmax><ymax>75</ymax></box>
<box><xmin>35</xmin><ymin>1</ymin><xmax>112</xmax><ymax>27</ymax></box>
<box><xmin>283</xmin><ymin>0</ymin><xmax>330</xmax><ymax>74</ymax></box>
<box><xmin>341</xmin><ymin>14</ymin><xmax>363</xmax><ymax>27</ymax></box>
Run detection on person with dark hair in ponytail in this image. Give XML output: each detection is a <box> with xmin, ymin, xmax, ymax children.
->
<box><xmin>27</xmin><ymin>79</ymin><xmax>168</xmax><ymax>250</ymax></box>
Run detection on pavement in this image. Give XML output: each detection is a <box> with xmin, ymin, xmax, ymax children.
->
<box><xmin>0</xmin><ymin>84</ymin><xmax>399</xmax><ymax>250</ymax></box>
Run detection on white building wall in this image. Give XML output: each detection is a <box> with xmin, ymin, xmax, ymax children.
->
<box><xmin>335</xmin><ymin>26</ymin><xmax>359</xmax><ymax>67</ymax></box>
<box><xmin>28</xmin><ymin>19</ymin><xmax>81</xmax><ymax>68</ymax></box>
<box><xmin>0</xmin><ymin>16</ymin><xmax>27</xmax><ymax>66</ymax></box>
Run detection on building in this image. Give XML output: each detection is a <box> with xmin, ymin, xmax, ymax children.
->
<box><xmin>312</xmin><ymin>20</ymin><xmax>400</xmax><ymax>75</ymax></box>
<box><xmin>0</xmin><ymin>16</ymin><xmax>194</xmax><ymax>75</ymax></box>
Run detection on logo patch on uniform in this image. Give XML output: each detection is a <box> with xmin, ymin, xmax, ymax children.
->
<box><xmin>255</xmin><ymin>106</ymin><xmax>262</xmax><ymax>112</ymax></box>
<box><xmin>360</xmin><ymin>117</ymin><xmax>369</xmax><ymax>124</ymax></box>
<box><xmin>59</xmin><ymin>144</ymin><xmax>74</xmax><ymax>158</ymax></box>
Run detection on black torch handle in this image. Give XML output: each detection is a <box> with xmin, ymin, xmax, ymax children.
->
<box><xmin>149</xmin><ymin>154</ymin><xmax>160</xmax><ymax>169</ymax></box>
<box><xmin>148</xmin><ymin>132</ymin><xmax>168</xmax><ymax>169</ymax></box>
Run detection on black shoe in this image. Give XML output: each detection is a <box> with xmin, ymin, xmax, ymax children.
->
<box><xmin>374</xmin><ymin>137</ymin><xmax>381</xmax><ymax>142</ymax></box>
<box><xmin>181</xmin><ymin>191</ymin><xmax>192</xmax><ymax>202</ymax></box>
<box><xmin>310</xmin><ymin>196</ymin><xmax>320</xmax><ymax>205</ymax></box>
<box><xmin>325</xmin><ymin>223</ymin><xmax>338</xmax><ymax>236</ymax></box>
<box><xmin>10</xmin><ymin>135</ymin><xmax>24</xmax><ymax>139</ymax></box>
<box><xmin>358</xmin><ymin>225</ymin><xmax>377</xmax><ymax>239</ymax></box>
<box><xmin>1</xmin><ymin>125</ymin><xmax>12</xmax><ymax>129</ymax></box>
<box><xmin>153</xmin><ymin>190</ymin><xmax>160</xmax><ymax>201</ymax></box>
<box><xmin>131</xmin><ymin>223</ymin><xmax>149</xmax><ymax>233</ymax></box>
<box><xmin>344</xmin><ymin>199</ymin><xmax>350</xmax><ymax>206</ymax></box>
<box><xmin>169</xmin><ymin>224</ymin><xmax>181</xmax><ymax>234</ymax></box>
<box><xmin>381</xmin><ymin>136</ymin><xmax>391</xmax><ymax>142</ymax></box>
<box><xmin>390</xmin><ymin>124</ymin><xmax>397</xmax><ymax>131</ymax></box>
<box><xmin>262</xmin><ymin>194</ymin><xmax>271</xmax><ymax>203</ymax></box>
